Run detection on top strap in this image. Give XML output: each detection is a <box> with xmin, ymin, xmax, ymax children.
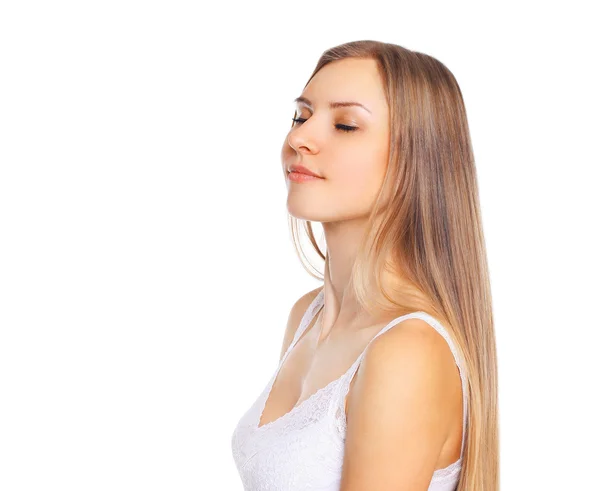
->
<box><xmin>280</xmin><ymin>289</ymin><xmax>325</xmax><ymax>367</ymax></box>
<box><xmin>334</xmin><ymin>309</ymin><xmax>469</xmax><ymax>459</ymax></box>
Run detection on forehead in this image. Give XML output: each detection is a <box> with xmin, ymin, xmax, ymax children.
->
<box><xmin>297</xmin><ymin>58</ymin><xmax>388</xmax><ymax>117</ymax></box>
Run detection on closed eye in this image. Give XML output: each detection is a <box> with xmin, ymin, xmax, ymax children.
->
<box><xmin>291</xmin><ymin>117</ymin><xmax>358</xmax><ymax>133</ymax></box>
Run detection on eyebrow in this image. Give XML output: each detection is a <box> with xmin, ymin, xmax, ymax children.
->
<box><xmin>293</xmin><ymin>96</ymin><xmax>372</xmax><ymax>115</ymax></box>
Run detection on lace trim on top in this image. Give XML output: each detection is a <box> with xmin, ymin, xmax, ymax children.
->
<box><xmin>289</xmin><ymin>290</ymin><xmax>467</xmax><ymax>473</ymax></box>
<box><xmin>232</xmin><ymin>288</ymin><xmax>468</xmax><ymax>484</ymax></box>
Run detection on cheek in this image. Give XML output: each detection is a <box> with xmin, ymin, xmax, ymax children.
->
<box><xmin>313</xmin><ymin>162</ymin><xmax>383</xmax><ymax>221</ymax></box>
<box><xmin>332</xmin><ymin>149</ymin><xmax>387</xmax><ymax>200</ymax></box>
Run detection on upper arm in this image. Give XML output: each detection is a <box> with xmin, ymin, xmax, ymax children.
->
<box><xmin>340</xmin><ymin>318</ymin><xmax>459</xmax><ymax>491</ymax></box>
<box><xmin>278</xmin><ymin>287</ymin><xmax>322</xmax><ymax>362</ymax></box>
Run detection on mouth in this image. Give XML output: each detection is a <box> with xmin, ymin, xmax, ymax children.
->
<box><xmin>288</xmin><ymin>165</ymin><xmax>323</xmax><ymax>178</ymax></box>
<box><xmin>287</xmin><ymin>171</ymin><xmax>322</xmax><ymax>183</ymax></box>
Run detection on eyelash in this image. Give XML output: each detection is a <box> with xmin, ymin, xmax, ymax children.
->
<box><xmin>291</xmin><ymin>117</ymin><xmax>358</xmax><ymax>133</ymax></box>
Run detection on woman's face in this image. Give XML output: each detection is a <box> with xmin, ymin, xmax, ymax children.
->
<box><xmin>281</xmin><ymin>57</ymin><xmax>390</xmax><ymax>223</ymax></box>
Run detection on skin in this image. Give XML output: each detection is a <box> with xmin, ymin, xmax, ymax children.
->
<box><xmin>281</xmin><ymin>57</ymin><xmax>392</xmax><ymax>336</ymax></box>
<box><xmin>275</xmin><ymin>58</ymin><xmax>464</xmax><ymax>489</ymax></box>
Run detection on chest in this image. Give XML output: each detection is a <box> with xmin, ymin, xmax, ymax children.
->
<box><xmin>231</xmin><ymin>353</ymin><xmax>351</xmax><ymax>491</ymax></box>
<box><xmin>258</xmin><ymin>317</ymin><xmax>381</xmax><ymax>429</ymax></box>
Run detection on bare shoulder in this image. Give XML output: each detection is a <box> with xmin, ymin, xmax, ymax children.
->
<box><xmin>278</xmin><ymin>287</ymin><xmax>323</xmax><ymax>362</ymax></box>
<box><xmin>366</xmin><ymin>317</ymin><xmax>459</xmax><ymax>371</ymax></box>
<box><xmin>340</xmin><ymin>317</ymin><xmax>461</xmax><ymax>490</ymax></box>
<box><xmin>357</xmin><ymin>317</ymin><xmax>461</xmax><ymax>414</ymax></box>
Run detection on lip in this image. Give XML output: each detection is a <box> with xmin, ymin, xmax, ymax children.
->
<box><xmin>288</xmin><ymin>164</ymin><xmax>323</xmax><ymax>178</ymax></box>
<box><xmin>288</xmin><ymin>171</ymin><xmax>321</xmax><ymax>183</ymax></box>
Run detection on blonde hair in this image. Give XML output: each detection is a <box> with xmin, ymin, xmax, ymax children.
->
<box><xmin>288</xmin><ymin>40</ymin><xmax>499</xmax><ymax>490</ymax></box>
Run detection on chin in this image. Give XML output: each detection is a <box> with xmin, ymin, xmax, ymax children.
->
<box><xmin>286</xmin><ymin>199</ymin><xmax>323</xmax><ymax>222</ymax></box>
<box><xmin>287</xmin><ymin>208</ymin><xmax>318</xmax><ymax>222</ymax></box>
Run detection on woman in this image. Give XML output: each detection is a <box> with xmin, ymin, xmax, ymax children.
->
<box><xmin>231</xmin><ymin>40</ymin><xmax>499</xmax><ymax>491</ymax></box>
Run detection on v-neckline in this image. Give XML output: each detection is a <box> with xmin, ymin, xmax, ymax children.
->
<box><xmin>256</xmin><ymin>371</ymin><xmax>344</xmax><ymax>431</ymax></box>
<box><xmin>256</xmin><ymin>290</ymin><xmax>327</xmax><ymax>430</ymax></box>
<box><xmin>254</xmin><ymin>289</ymin><xmax>433</xmax><ymax>432</ymax></box>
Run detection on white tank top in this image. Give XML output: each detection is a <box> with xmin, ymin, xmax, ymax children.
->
<box><xmin>231</xmin><ymin>289</ymin><xmax>468</xmax><ymax>490</ymax></box>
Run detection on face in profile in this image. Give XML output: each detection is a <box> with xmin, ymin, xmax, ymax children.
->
<box><xmin>281</xmin><ymin>57</ymin><xmax>390</xmax><ymax>224</ymax></box>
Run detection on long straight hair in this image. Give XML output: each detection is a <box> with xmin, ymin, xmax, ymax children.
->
<box><xmin>288</xmin><ymin>40</ymin><xmax>499</xmax><ymax>490</ymax></box>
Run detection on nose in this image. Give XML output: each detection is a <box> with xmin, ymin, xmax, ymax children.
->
<box><xmin>287</xmin><ymin>127</ymin><xmax>316</xmax><ymax>155</ymax></box>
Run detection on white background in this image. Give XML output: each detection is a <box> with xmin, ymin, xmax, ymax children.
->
<box><xmin>1</xmin><ymin>1</ymin><xmax>598</xmax><ymax>489</ymax></box>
